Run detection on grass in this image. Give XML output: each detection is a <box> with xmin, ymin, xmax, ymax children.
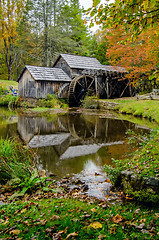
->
<box><xmin>0</xmin><ymin>138</ymin><xmax>32</xmax><ymax>184</ymax></box>
<box><xmin>0</xmin><ymin>198</ymin><xmax>158</xmax><ymax>239</ymax></box>
<box><xmin>114</xmin><ymin>100</ymin><xmax>159</xmax><ymax>123</ymax></box>
<box><xmin>0</xmin><ymin>79</ymin><xmax>18</xmax><ymax>91</ymax></box>
<box><xmin>109</xmin><ymin>130</ymin><xmax>159</xmax><ymax>177</ymax></box>
<box><xmin>115</xmin><ymin>113</ymin><xmax>159</xmax><ymax>130</ymax></box>
<box><xmin>30</xmin><ymin>107</ymin><xmax>50</xmax><ymax>112</ymax></box>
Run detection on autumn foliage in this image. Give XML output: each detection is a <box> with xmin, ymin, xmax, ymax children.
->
<box><xmin>97</xmin><ymin>25</ymin><xmax>159</xmax><ymax>87</ymax></box>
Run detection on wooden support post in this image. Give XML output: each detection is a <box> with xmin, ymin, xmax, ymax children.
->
<box><xmin>95</xmin><ymin>76</ymin><xmax>98</xmax><ymax>97</ymax></box>
<box><xmin>129</xmin><ymin>82</ymin><xmax>132</xmax><ymax>97</ymax></box>
<box><xmin>106</xmin><ymin>77</ymin><xmax>109</xmax><ymax>98</ymax></box>
<box><xmin>120</xmin><ymin>81</ymin><xmax>129</xmax><ymax>98</ymax></box>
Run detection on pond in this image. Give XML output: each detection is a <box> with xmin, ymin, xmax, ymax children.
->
<box><xmin>0</xmin><ymin>107</ymin><xmax>151</xmax><ymax>178</ymax></box>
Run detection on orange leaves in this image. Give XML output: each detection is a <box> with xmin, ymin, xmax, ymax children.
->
<box><xmin>101</xmin><ymin>24</ymin><xmax>159</xmax><ymax>83</ymax></box>
<box><xmin>9</xmin><ymin>229</ymin><xmax>20</xmax><ymax>235</ymax></box>
<box><xmin>112</xmin><ymin>214</ymin><xmax>123</xmax><ymax>223</ymax></box>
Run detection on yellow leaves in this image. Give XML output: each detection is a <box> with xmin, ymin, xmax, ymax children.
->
<box><xmin>90</xmin><ymin>221</ymin><xmax>102</xmax><ymax>229</ymax></box>
<box><xmin>20</xmin><ymin>208</ymin><xmax>27</xmax><ymax>214</ymax></box>
<box><xmin>142</xmin><ymin>0</ymin><xmax>149</xmax><ymax>11</ymax></box>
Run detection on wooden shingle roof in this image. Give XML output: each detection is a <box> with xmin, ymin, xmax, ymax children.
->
<box><xmin>102</xmin><ymin>65</ymin><xmax>126</xmax><ymax>73</ymax></box>
<box><xmin>53</xmin><ymin>53</ymin><xmax>126</xmax><ymax>73</ymax></box>
<box><xmin>53</xmin><ymin>53</ymin><xmax>103</xmax><ymax>70</ymax></box>
<box><xmin>17</xmin><ymin>65</ymin><xmax>71</xmax><ymax>82</ymax></box>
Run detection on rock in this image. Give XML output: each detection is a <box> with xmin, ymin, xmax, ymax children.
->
<box><xmin>121</xmin><ymin>170</ymin><xmax>134</xmax><ymax>179</ymax></box>
<box><xmin>49</xmin><ymin>173</ymin><xmax>57</xmax><ymax>177</ymax></box>
<box><xmin>81</xmin><ymin>184</ymin><xmax>89</xmax><ymax>191</ymax></box>
<box><xmin>143</xmin><ymin>177</ymin><xmax>159</xmax><ymax>187</ymax></box>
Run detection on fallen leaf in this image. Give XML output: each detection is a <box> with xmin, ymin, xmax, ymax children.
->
<box><xmin>134</xmin><ymin>208</ymin><xmax>140</xmax><ymax>214</ymax></box>
<box><xmin>140</xmin><ymin>219</ymin><xmax>146</xmax><ymax>223</ymax></box>
<box><xmin>10</xmin><ymin>229</ymin><xmax>20</xmax><ymax>235</ymax></box>
<box><xmin>98</xmin><ymin>234</ymin><xmax>106</xmax><ymax>239</ymax></box>
<box><xmin>23</xmin><ymin>220</ymin><xmax>29</xmax><ymax>226</ymax></box>
<box><xmin>137</xmin><ymin>223</ymin><xmax>145</xmax><ymax>230</ymax></box>
<box><xmin>105</xmin><ymin>179</ymin><xmax>111</xmax><ymax>183</ymax></box>
<box><xmin>95</xmin><ymin>172</ymin><xmax>100</xmax><ymax>176</ymax></box>
<box><xmin>91</xmin><ymin>208</ymin><xmax>97</xmax><ymax>213</ymax></box>
<box><xmin>52</xmin><ymin>230</ymin><xmax>64</xmax><ymax>240</ymax></box>
<box><xmin>40</xmin><ymin>220</ymin><xmax>47</xmax><ymax>225</ymax></box>
<box><xmin>66</xmin><ymin>232</ymin><xmax>78</xmax><ymax>239</ymax></box>
<box><xmin>90</xmin><ymin>222</ymin><xmax>102</xmax><ymax>229</ymax></box>
<box><xmin>112</xmin><ymin>214</ymin><xmax>123</xmax><ymax>223</ymax></box>
<box><xmin>52</xmin><ymin>215</ymin><xmax>61</xmax><ymax>220</ymax></box>
<box><xmin>109</xmin><ymin>227</ymin><xmax>116</xmax><ymax>234</ymax></box>
<box><xmin>21</xmin><ymin>208</ymin><xmax>27</xmax><ymax>214</ymax></box>
<box><xmin>141</xmin><ymin>229</ymin><xmax>151</xmax><ymax>235</ymax></box>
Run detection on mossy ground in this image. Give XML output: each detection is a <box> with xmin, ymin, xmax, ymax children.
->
<box><xmin>100</xmin><ymin>98</ymin><xmax>159</xmax><ymax>123</ymax></box>
<box><xmin>0</xmin><ymin>198</ymin><xmax>158</xmax><ymax>239</ymax></box>
<box><xmin>105</xmin><ymin>130</ymin><xmax>159</xmax><ymax>204</ymax></box>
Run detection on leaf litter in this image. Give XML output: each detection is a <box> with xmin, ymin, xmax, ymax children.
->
<box><xmin>0</xmin><ymin>174</ymin><xmax>159</xmax><ymax>239</ymax></box>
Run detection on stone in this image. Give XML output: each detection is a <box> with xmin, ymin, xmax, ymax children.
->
<box><xmin>49</xmin><ymin>173</ymin><xmax>57</xmax><ymax>177</ymax></box>
<box><xmin>143</xmin><ymin>177</ymin><xmax>159</xmax><ymax>187</ymax></box>
<box><xmin>82</xmin><ymin>184</ymin><xmax>89</xmax><ymax>191</ymax></box>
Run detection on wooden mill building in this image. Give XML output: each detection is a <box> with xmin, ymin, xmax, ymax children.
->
<box><xmin>17</xmin><ymin>54</ymin><xmax>132</xmax><ymax>106</ymax></box>
<box><xmin>17</xmin><ymin>65</ymin><xmax>71</xmax><ymax>98</ymax></box>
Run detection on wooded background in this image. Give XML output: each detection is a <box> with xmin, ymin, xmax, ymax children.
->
<box><xmin>0</xmin><ymin>0</ymin><xmax>158</xmax><ymax>93</ymax></box>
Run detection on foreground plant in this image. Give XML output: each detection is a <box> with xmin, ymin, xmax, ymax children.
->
<box><xmin>0</xmin><ymin>138</ymin><xmax>33</xmax><ymax>184</ymax></box>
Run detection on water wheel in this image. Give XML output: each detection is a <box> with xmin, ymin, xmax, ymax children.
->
<box><xmin>68</xmin><ymin>75</ymin><xmax>95</xmax><ymax>106</ymax></box>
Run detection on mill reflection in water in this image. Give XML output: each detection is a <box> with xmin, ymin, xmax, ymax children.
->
<box><xmin>17</xmin><ymin>112</ymin><xmax>148</xmax><ymax>178</ymax></box>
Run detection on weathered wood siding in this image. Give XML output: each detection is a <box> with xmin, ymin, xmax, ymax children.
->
<box><xmin>18</xmin><ymin>69</ymin><xmax>68</xmax><ymax>98</ymax></box>
<box><xmin>18</xmin><ymin>70</ymin><xmax>36</xmax><ymax>98</ymax></box>
<box><xmin>36</xmin><ymin>81</ymin><xmax>64</xmax><ymax>98</ymax></box>
<box><xmin>54</xmin><ymin>57</ymin><xmax>73</xmax><ymax>79</ymax></box>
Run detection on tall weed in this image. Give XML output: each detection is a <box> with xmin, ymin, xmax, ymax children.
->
<box><xmin>0</xmin><ymin>138</ymin><xmax>33</xmax><ymax>183</ymax></box>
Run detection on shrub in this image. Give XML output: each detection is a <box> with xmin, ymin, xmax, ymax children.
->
<box><xmin>82</xmin><ymin>95</ymin><xmax>100</xmax><ymax>109</ymax></box>
<box><xmin>0</xmin><ymin>95</ymin><xmax>18</xmax><ymax>108</ymax></box>
<box><xmin>38</xmin><ymin>94</ymin><xmax>68</xmax><ymax>109</ymax></box>
<box><xmin>0</xmin><ymin>85</ymin><xmax>9</xmax><ymax>96</ymax></box>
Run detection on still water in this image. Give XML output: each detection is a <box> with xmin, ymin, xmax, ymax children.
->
<box><xmin>0</xmin><ymin>108</ymin><xmax>151</xmax><ymax>179</ymax></box>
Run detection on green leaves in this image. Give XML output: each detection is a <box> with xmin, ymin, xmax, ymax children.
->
<box><xmin>89</xmin><ymin>0</ymin><xmax>159</xmax><ymax>37</ymax></box>
<box><xmin>93</xmin><ymin>0</ymin><xmax>101</xmax><ymax>7</ymax></box>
